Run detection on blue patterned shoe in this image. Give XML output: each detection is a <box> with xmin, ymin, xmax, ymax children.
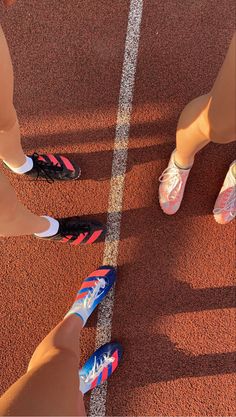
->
<box><xmin>79</xmin><ymin>342</ymin><xmax>123</xmax><ymax>394</ymax></box>
<box><xmin>65</xmin><ymin>266</ymin><xmax>116</xmax><ymax>325</ymax></box>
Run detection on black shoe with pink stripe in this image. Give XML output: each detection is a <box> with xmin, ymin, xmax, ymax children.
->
<box><xmin>36</xmin><ymin>217</ymin><xmax>106</xmax><ymax>245</ymax></box>
<box><xmin>26</xmin><ymin>153</ymin><xmax>80</xmax><ymax>182</ymax></box>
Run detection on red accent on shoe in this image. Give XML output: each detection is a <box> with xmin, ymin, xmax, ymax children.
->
<box><xmin>71</xmin><ymin>232</ymin><xmax>89</xmax><ymax>245</ymax></box>
<box><xmin>47</xmin><ymin>154</ymin><xmax>61</xmax><ymax>166</ymax></box>
<box><xmin>91</xmin><ymin>376</ymin><xmax>99</xmax><ymax>390</ymax></box>
<box><xmin>80</xmin><ymin>280</ymin><xmax>97</xmax><ymax>290</ymax></box>
<box><xmin>87</xmin><ymin>269</ymin><xmax>111</xmax><ymax>278</ymax></box>
<box><xmin>101</xmin><ymin>366</ymin><xmax>109</xmax><ymax>382</ymax></box>
<box><xmin>111</xmin><ymin>350</ymin><xmax>119</xmax><ymax>372</ymax></box>
<box><xmin>85</xmin><ymin>230</ymin><xmax>103</xmax><ymax>244</ymax></box>
<box><xmin>38</xmin><ymin>156</ymin><xmax>46</xmax><ymax>162</ymax></box>
<box><xmin>60</xmin><ymin>156</ymin><xmax>74</xmax><ymax>171</ymax></box>
<box><xmin>75</xmin><ymin>292</ymin><xmax>88</xmax><ymax>301</ymax></box>
<box><xmin>61</xmin><ymin>235</ymin><xmax>73</xmax><ymax>243</ymax></box>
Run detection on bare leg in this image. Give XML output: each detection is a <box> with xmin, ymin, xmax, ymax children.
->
<box><xmin>0</xmin><ymin>25</ymin><xmax>26</xmax><ymax>167</ymax></box>
<box><xmin>0</xmin><ymin>315</ymin><xmax>86</xmax><ymax>416</ymax></box>
<box><xmin>0</xmin><ymin>171</ymin><xmax>50</xmax><ymax>236</ymax></box>
<box><xmin>175</xmin><ymin>33</ymin><xmax>236</xmax><ymax>168</ymax></box>
<box><xmin>0</xmin><ymin>25</ymin><xmax>53</xmax><ymax>236</ymax></box>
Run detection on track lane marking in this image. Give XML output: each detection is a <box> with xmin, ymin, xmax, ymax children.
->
<box><xmin>89</xmin><ymin>1</ymin><xmax>143</xmax><ymax>416</ymax></box>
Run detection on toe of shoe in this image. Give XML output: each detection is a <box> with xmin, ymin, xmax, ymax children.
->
<box><xmin>159</xmin><ymin>200</ymin><xmax>179</xmax><ymax>215</ymax></box>
<box><xmin>214</xmin><ymin>212</ymin><xmax>233</xmax><ymax>224</ymax></box>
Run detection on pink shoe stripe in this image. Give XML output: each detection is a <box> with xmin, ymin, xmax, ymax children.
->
<box><xmin>60</xmin><ymin>156</ymin><xmax>74</xmax><ymax>172</ymax></box>
<box><xmin>85</xmin><ymin>230</ymin><xmax>103</xmax><ymax>245</ymax></box>
<box><xmin>87</xmin><ymin>269</ymin><xmax>110</xmax><ymax>278</ymax></box>
<box><xmin>61</xmin><ymin>235</ymin><xmax>73</xmax><ymax>243</ymax></box>
<box><xmin>71</xmin><ymin>232</ymin><xmax>89</xmax><ymax>245</ymax></box>
<box><xmin>38</xmin><ymin>156</ymin><xmax>46</xmax><ymax>162</ymax></box>
<box><xmin>91</xmin><ymin>376</ymin><xmax>99</xmax><ymax>390</ymax></box>
<box><xmin>47</xmin><ymin>154</ymin><xmax>61</xmax><ymax>166</ymax></box>
<box><xmin>80</xmin><ymin>280</ymin><xmax>97</xmax><ymax>290</ymax></box>
<box><xmin>101</xmin><ymin>366</ymin><xmax>108</xmax><ymax>382</ymax></box>
<box><xmin>111</xmin><ymin>350</ymin><xmax>119</xmax><ymax>372</ymax></box>
<box><xmin>75</xmin><ymin>292</ymin><xmax>88</xmax><ymax>301</ymax></box>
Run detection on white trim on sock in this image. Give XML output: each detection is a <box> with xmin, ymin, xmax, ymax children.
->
<box><xmin>34</xmin><ymin>216</ymin><xmax>60</xmax><ymax>238</ymax></box>
<box><xmin>4</xmin><ymin>156</ymin><xmax>33</xmax><ymax>174</ymax></box>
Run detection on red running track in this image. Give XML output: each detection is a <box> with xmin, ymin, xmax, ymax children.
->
<box><xmin>0</xmin><ymin>1</ymin><xmax>235</xmax><ymax>416</ymax></box>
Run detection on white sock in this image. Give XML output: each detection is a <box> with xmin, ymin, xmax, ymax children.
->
<box><xmin>4</xmin><ymin>156</ymin><xmax>33</xmax><ymax>174</ymax></box>
<box><xmin>34</xmin><ymin>216</ymin><xmax>60</xmax><ymax>238</ymax></box>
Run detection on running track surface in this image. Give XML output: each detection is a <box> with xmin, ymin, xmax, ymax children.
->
<box><xmin>0</xmin><ymin>1</ymin><xmax>235</xmax><ymax>416</ymax></box>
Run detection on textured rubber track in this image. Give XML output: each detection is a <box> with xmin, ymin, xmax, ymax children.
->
<box><xmin>0</xmin><ymin>1</ymin><xmax>235</xmax><ymax>416</ymax></box>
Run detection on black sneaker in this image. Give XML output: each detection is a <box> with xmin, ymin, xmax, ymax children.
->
<box><xmin>4</xmin><ymin>153</ymin><xmax>81</xmax><ymax>182</ymax></box>
<box><xmin>36</xmin><ymin>217</ymin><xmax>106</xmax><ymax>245</ymax></box>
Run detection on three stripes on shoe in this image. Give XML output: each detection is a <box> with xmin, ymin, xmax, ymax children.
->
<box><xmin>90</xmin><ymin>350</ymin><xmax>119</xmax><ymax>390</ymax></box>
<box><xmin>61</xmin><ymin>230</ymin><xmax>103</xmax><ymax>245</ymax></box>
<box><xmin>79</xmin><ymin>341</ymin><xmax>122</xmax><ymax>394</ymax></box>
<box><xmin>37</xmin><ymin>154</ymin><xmax>75</xmax><ymax>171</ymax></box>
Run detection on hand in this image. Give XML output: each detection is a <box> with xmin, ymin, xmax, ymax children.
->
<box><xmin>3</xmin><ymin>0</ymin><xmax>16</xmax><ymax>6</ymax></box>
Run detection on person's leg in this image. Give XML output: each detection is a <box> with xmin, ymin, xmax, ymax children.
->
<box><xmin>174</xmin><ymin>93</ymin><xmax>211</xmax><ymax>168</ymax></box>
<box><xmin>159</xmin><ymin>33</ymin><xmax>236</xmax><ymax>214</ymax></box>
<box><xmin>0</xmin><ymin>315</ymin><xmax>86</xmax><ymax>416</ymax></box>
<box><xmin>0</xmin><ymin>171</ymin><xmax>52</xmax><ymax>236</ymax></box>
<box><xmin>174</xmin><ymin>33</ymin><xmax>236</xmax><ymax>168</ymax></box>
<box><xmin>0</xmin><ymin>25</ymin><xmax>26</xmax><ymax>168</ymax></box>
<box><xmin>0</xmin><ymin>267</ymin><xmax>119</xmax><ymax>416</ymax></box>
<box><xmin>0</xmin><ymin>171</ymin><xmax>105</xmax><ymax>240</ymax></box>
<box><xmin>0</xmin><ymin>24</ymin><xmax>81</xmax><ymax>179</ymax></box>
<box><xmin>0</xmin><ymin>25</ymin><xmax>59</xmax><ymax>237</ymax></box>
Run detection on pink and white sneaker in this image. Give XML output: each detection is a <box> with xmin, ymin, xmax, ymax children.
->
<box><xmin>159</xmin><ymin>151</ymin><xmax>192</xmax><ymax>215</ymax></box>
<box><xmin>213</xmin><ymin>161</ymin><xmax>236</xmax><ymax>225</ymax></box>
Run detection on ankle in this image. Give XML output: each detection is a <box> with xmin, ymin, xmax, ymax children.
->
<box><xmin>3</xmin><ymin>154</ymin><xmax>28</xmax><ymax>169</ymax></box>
<box><xmin>34</xmin><ymin>216</ymin><xmax>59</xmax><ymax>237</ymax></box>
<box><xmin>231</xmin><ymin>163</ymin><xmax>236</xmax><ymax>179</ymax></box>
<box><xmin>4</xmin><ymin>155</ymin><xmax>34</xmax><ymax>173</ymax></box>
<box><xmin>174</xmin><ymin>151</ymin><xmax>194</xmax><ymax>169</ymax></box>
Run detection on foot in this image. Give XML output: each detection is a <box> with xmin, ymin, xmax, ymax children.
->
<box><xmin>213</xmin><ymin>160</ymin><xmax>236</xmax><ymax>224</ymax></box>
<box><xmin>65</xmin><ymin>266</ymin><xmax>116</xmax><ymax>325</ymax></box>
<box><xmin>4</xmin><ymin>153</ymin><xmax>81</xmax><ymax>181</ymax></box>
<box><xmin>35</xmin><ymin>216</ymin><xmax>106</xmax><ymax>245</ymax></box>
<box><xmin>79</xmin><ymin>342</ymin><xmax>123</xmax><ymax>394</ymax></box>
<box><xmin>159</xmin><ymin>150</ymin><xmax>192</xmax><ymax>215</ymax></box>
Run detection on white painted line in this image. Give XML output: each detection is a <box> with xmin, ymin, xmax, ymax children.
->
<box><xmin>88</xmin><ymin>1</ymin><xmax>143</xmax><ymax>416</ymax></box>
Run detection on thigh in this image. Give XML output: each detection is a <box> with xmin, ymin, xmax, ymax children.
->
<box><xmin>0</xmin><ymin>350</ymin><xmax>85</xmax><ymax>416</ymax></box>
<box><xmin>208</xmin><ymin>33</ymin><xmax>236</xmax><ymax>144</ymax></box>
<box><xmin>0</xmin><ymin>25</ymin><xmax>15</xmax><ymax>127</ymax></box>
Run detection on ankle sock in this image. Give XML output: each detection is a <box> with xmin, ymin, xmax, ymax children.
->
<box><xmin>65</xmin><ymin>300</ymin><xmax>85</xmax><ymax>326</ymax></box>
<box><xmin>34</xmin><ymin>216</ymin><xmax>60</xmax><ymax>238</ymax></box>
<box><xmin>174</xmin><ymin>157</ymin><xmax>193</xmax><ymax>171</ymax></box>
<box><xmin>4</xmin><ymin>156</ymin><xmax>33</xmax><ymax>174</ymax></box>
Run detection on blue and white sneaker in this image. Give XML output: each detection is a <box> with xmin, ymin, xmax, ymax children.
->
<box><xmin>79</xmin><ymin>342</ymin><xmax>123</xmax><ymax>394</ymax></box>
<box><xmin>65</xmin><ymin>266</ymin><xmax>116</xmax><ymax>325</ymax></box>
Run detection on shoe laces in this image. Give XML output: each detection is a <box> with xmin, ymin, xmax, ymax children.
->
<box><xmin>82</xmin><ymin>352</ymin><xmax>115</xmax><ymax>384</ymax></box>
<box><xmin>77</xmin><ymin>278</ymin><xmax>106</xmax><ymax>310</ymax></box>
<box><xmin>213</xmin><ymin>187</ymin><xmax>236</xmax><ymax>216</ymax></box>
<box><xmin>59</xmin><ymin>220</ymin><xmax>91</xmax><ymax>237</ymax></box>
<box><xmin>159</xmin><ymin>166</ymin><xmax>184</xmax><ymax>200</ymax></box>
<box><xmin>32</xmin><ymin>153</ymin><xmax>63</xmax><ymax>184</ymax></box>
